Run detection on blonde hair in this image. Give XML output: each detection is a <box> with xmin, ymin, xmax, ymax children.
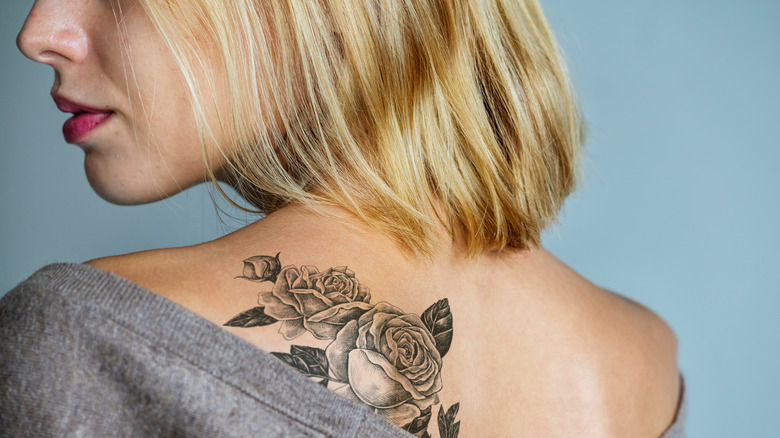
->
<box><xmin>134</xmin><ymin>0</ymin><xmax>582</xmax><ymax>257</ymax></box>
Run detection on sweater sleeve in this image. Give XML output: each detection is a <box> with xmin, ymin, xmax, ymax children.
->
<box><xmin>0</xmin><ymin>264</ymin><xmax>412</xmax><ymax>438</ymax></box>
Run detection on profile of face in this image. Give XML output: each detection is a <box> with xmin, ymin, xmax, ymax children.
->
<box><xmin>17</xmin><ymin>0</ymin><xmax>226</xmax><ymax>205</ymax></box>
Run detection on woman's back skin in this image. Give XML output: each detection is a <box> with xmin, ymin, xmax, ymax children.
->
<box><xmin>87</xmin><ymin>204</ymin><xmax>680</xmax><ymax>437</ymax></box>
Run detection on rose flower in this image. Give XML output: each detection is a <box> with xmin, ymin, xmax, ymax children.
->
<box><xmin>326</xmin><ymin>302</ymin><xmax>443</xmax><ymax>425</ymax></box>
<box><xmin>259</xmin><ymin>265</ymin><xmax>372</xmax><ymax>340</ymax></box>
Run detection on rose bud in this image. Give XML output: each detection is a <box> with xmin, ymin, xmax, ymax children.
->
<box><xmin>236</xmin><ymin>253</ymin><xmax>282</xmax><ymax>283</ymax></box>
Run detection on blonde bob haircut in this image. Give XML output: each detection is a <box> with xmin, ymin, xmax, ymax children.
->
<box><xmin>132</xmin><ymin>0</ymin><xmax>582</xmax><ymax>257</ymax></box>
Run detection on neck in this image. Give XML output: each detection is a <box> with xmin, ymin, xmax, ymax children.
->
<box><xmin>206</xmin><ymin>203</ymin><xmax>540</xmax><ymax>299</ymax></box>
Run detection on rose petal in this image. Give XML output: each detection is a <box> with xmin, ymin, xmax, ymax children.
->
<box><xmin>347</xmin><ymin>349</ymin><xmax>425</xmax><ymax>408</ymax></box>
<box><xmin>356</xmin><ymin>285</ymin><xmax>370</xmax><ymax>302</ymax></box>
<box><xmin>354</xmin><ymin>302</ymin><xmax>402</xmax><ymax>350</ymax></box>
<box><xmin>357</xmin><ymin>320</ymin><xmax>374</xmax><ymax>350</ymax></box>
<box><xmin>272</xmin><ymin>267</ymin><xmax>302</xmax><ymax>308</ymax></box>
<box><xmin>403</xmin><ymin>347</ymin><xmax>435</xmax><ymax>377</ymax></box>
<box><xmin>384</xmin><ymin>328</ymin><xmax>400</xmax><ymax>365</ymax></box>
<box><xmin>278</xmin><ymin>319</ymin><xmax>307</xmax><ymax>340</ymax></box>
<box><xmin>326</xmin><ymin>278</ymin><xmax>351</xmax><ymax>297</ymax></box>
<box><xmin>375</xmin><ymin>403</ymin><xmax>421</xmax><ymax>426</ymax></box>
<box><xmin>405</xmin><ymin>362</ymin><xmax>439</xmax><ymax>393</ymax></box>
<box><xmin>326</xmin><ymin>320</ymin><xmax>360</xmax><ymax>382</ymax></box>
<box><xmin>402</xmin><ymin>329</ymin><xmax>431</xmax><ymax>367</ymax></box>
<box><xmin>308</xmin><ymin>302</ymin><xmax>374</xmax><ymax>324</ymax></box>
<box><xmin>258</xmin><ymin>292</ymin><xmax>301</xmax><ymax>320</ymax></box>
<box><xmin>398</xmin><ymin>316</ymin><xmax>441</xmax><ymax>363</ymax></box>
<box><xmin>313</xmin><ymin>277</ymin><xmax>329</xmax><ymax>294</ymax></box>
<box><xmin>242</xmin><ymin>260</ymin><xmax>259</xmax><ymax>279</ymax></box>
<box><xmin>409</xmin><ymin>363</ymin><xmax>442</xmax><ymax>395</ymax></box>
<box><xmin>368</xmin><ymin>312</ymin><xmax>398</xmax><ymax>341</ymax></box>
<box><xmin>302</xmin><ymin>266</ymin><xmax>320</xmax><ymax>276</ymax></box>
<box><xmin>293</xmin><ymin>289</ymin><xmax>333</xmax><ymax>316</ymax></box>
<box><xmin>398</xmin><ymin>313</ymin><xmax>430</xmax><ymax>330</ymax></box>
<box><xmin>294</xmin><ymin>266</ymin><xmax>319</xmax><ymax>291</ymax></box>
<box><xmin>358</xmin><ymin>302</ymin><xmax>403</xmax><ymax>326</ymax></box>
<box><xmin>415</xmin><ymin>394</ymin><xmax>440</xmax><ymax>411</ymax></box>
<box><xmin>325</xmin><ymin>293</ymin><xmax>349</xmax><ymax>305</ymax></box>
<box><xmin>303</xmin><ymin>321</ymin><xmax>338</xmax><ymax>340</ymax></box>
<box><xmin>334</xmin><ymin>384</ymin><xmax>362</xmax><ymax>404</ymax></box>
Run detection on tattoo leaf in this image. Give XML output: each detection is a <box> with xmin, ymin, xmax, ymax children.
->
<box><xmin>401</xmin><ymin>406</ymin><xmax>432</xmax><ymax>436</ymax></box>
<box><xmin>421</xmin><ymin>298</ymin><xmax>453</xmax><ymax>357</ymax></box>
<box><xmin>224</xmin><ymin>307</ymin><xmax>278</xmax><ymax>328</ymax></box>
<box><xmin>437</xmin><ymin>403</ymin><xmax>461</xmax><ymax>438</ymax></box>
<box><xmin>290</xmin><ymin>345</ymin><xmax>329</xmax><ymax>377</ymax></box>
<box><xmin>272</xmin><ymin>345</ymin><xmax>330</xmax><ymax>385</ymax></box>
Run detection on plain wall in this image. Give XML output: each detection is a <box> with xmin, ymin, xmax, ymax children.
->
<box><xmin>2</xmin><ymin>1</ymin><xmax>779</xmax><ymax>436</ymax></box>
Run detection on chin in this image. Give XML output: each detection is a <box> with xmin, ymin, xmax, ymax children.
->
<box><xmin>82</xmin><ymin>152</ymin><xmax>211</xmax><ymax>205</ymax></box>
<box><xmin>89</xmin><ymin>181</ymin><xmax>170</xmax><ymax>206</ymax></box>
<box><xmin>87</xmin><ymin>170</ymin><xmax>210</xmax><ymax>206</ymax></box>
<box><xmin>84</xmin><ymin>166</ymin><xmax>180</xmax><ymax>206</ymax></box>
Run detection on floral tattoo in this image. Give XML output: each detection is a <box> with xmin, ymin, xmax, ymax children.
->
<box><xmin>225</xmin><ymin>254</ymin><xmax>461</xmax><ymax>438</ymax></box>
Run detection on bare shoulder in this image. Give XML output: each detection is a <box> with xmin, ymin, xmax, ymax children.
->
<box><xmin>84</xmin><ymin>247</ymin><xmax>192</xmax><ymax>293</ymax></box>
<box><xmin>604</xmin><ymin>288</ymin><xmax>679</xmax><ymax>357</ymax></box>
<box><xmin>83</xmin><ymin>245</ymin><xmax>241</xmax><ymax>322</ymax></box>
<box><xmin>576</xmin><ymin>284</ymin><xmax>681</xmax><ymax>436</ymax></box>
<box><xmin>490</xmin><ymin>249</ymin><xmax>681</xmax><ymax>436</ymax></box>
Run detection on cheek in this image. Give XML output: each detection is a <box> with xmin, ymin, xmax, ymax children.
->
<box><xmin>106</xmin><ymin>5</ymin><xmax>230</xmax><ymax>201</ymax></box>
<box><xmin>124</xmin><ymin>52</ymin><xmax>227</xmax><ymax>175</ymax></box>
<box><xmin>119</xmin><ymin>60</ymin><xmax>214</xmax><ymax>182</ymax></box>
<box><xmin>80</xmin><ymin>115</ymin><xmax>208</xmax><ymax>206</ymax></box>
<box><xmin>142</xmin><ymin>101</ymin><xmax>201</xmax><ymax>159</ymax></box>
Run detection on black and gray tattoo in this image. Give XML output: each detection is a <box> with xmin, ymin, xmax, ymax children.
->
<box><xmin>225</xmin><ymin>253</ymin><xmax>461</xmax><ymax>438</ymax></box>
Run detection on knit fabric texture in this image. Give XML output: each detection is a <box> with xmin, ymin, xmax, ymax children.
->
<box><xmin>0</xmin><ymin>263</ymin><xmax>412</xmax><ymax>437</ymax></box>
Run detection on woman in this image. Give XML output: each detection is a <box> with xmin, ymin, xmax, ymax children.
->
<box><xmin>1</xmin><ymin>0</ymin><xmax>684</xmax><ymax>436</ymax></box>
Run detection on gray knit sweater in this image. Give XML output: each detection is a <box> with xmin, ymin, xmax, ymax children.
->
<box><xmin>0</xmin><ymin>264</ymin><xmax>686</xmax><ymax>437</ymax></box>
<box><xmin>0</xmin><ymin>263</ymin><xmax>412</xmax><ymax>437</ymax></box>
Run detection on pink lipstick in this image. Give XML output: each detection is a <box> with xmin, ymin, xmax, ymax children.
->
<box><xmin>54</xmin><ymin>96</ymin><xmax>114</xmax><ymax>143</ymax></box>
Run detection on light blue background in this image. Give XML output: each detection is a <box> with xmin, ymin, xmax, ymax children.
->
<box><xmin>2</xmin><ymin>1</ymin><xmax>778</xmax><ymax>436</ymax></box>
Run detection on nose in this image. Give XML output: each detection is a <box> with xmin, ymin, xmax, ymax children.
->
<box><xmin>17</xmin><ymin>0</ymin><xmax>89</xmax><ymax>66</ymax></box>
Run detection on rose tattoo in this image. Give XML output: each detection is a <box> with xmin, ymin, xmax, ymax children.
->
<box><xmin>225</xmin><ymin>254</ymin><xmax>460</xmax><ymax>437</ymax></box>
<box><xmin>259</xmin><ymin>265</ymin><xmax>373</xmax><ymax>340</ymax></box>
<box><xmin>236</xmin><ymin>253</ymin><xmax>282</xmax><ymax>283</ymax></box>
<box><xmin>326</xmin><ymin>302</ymin><xmax>443</xmax><ymax>425</ymax></box>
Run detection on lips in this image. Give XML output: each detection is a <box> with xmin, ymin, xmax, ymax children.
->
<box><xmin>53</xmin><ymin>96</ymin><xmax>114</xmax><ymax>143</ymax></box>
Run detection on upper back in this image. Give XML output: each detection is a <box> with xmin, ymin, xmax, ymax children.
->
<box><xmin>87</xmin><ymin>206</ymin><xmax>680</xmax><ymax>437</ymax></box>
